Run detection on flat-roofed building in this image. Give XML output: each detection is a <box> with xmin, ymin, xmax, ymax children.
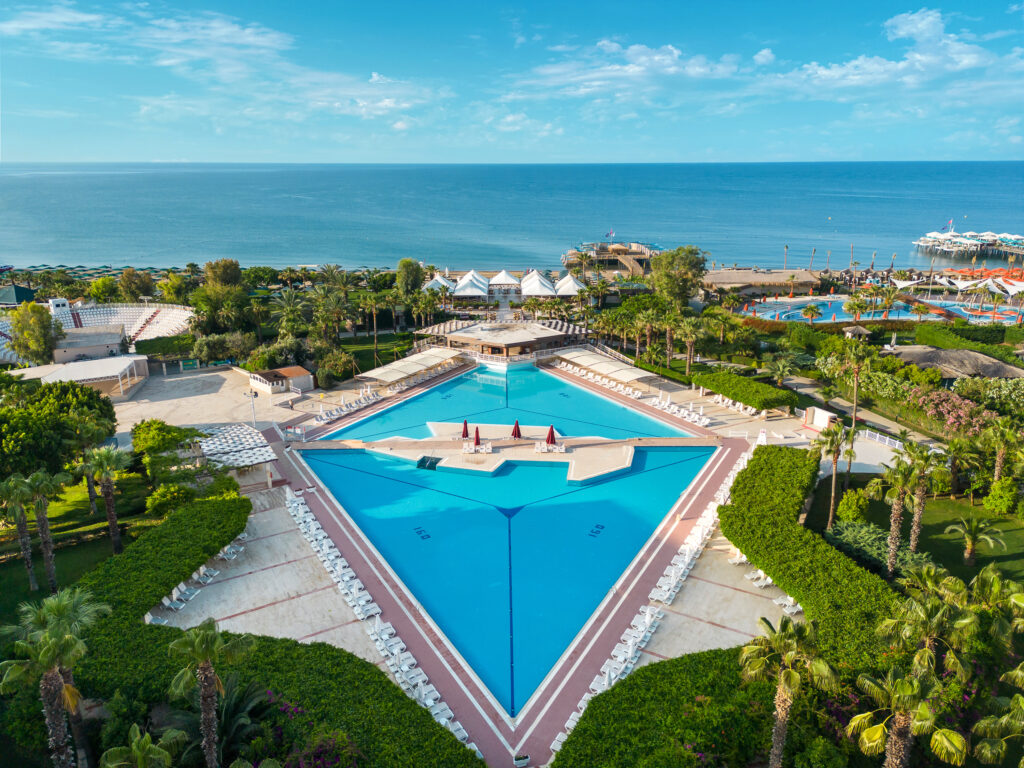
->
<box><xmin>702</xmin><ymin>268</ymin><xmax>821</xmax><ymax>296</ymax></box>
<box><xmin>53</xmin><ymin>323</ymin><xmax>126</xmax><ymax>363</ymax></box>
<box><xmin>421</xmin><ymin>319</ymin><xmax>588</xmax><ymax>358</ymax></box>
<box><xmin>12</xmin><ymin>354</ymin><xmax>149</xmax><ymax>401</ymax></box>
<box><xmin>249</xmin><ymin>365</ymin><xmax>315</xmax><ymax>394</ymax></box>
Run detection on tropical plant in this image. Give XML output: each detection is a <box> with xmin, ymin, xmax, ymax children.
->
<box><xmin>739</xmin><ymin>617</ymin><xmax>837</xmax><ymax>768</ymax></box>
<box><xmin>866</xmin><ymin>458</ymin><xmax>916</xmax><ymax>578</ymax></box>
<box><xmin>811</xmin><ymin>422</ymin><xmax>848</xmax><ymax>530</ymax></box>
<box><xmin>359</xmin><ymin>292</ymin><xmax>384</xmax><ymax>366</ymax></box>
<box><xmin>897</xmin><ymin>441</ymin><xmax>945</xmax><ymax>553</ymax></box>
<box><xmin>269</xmin><ymin>288</ymin><xmax>308</xmax><ymax>337</ymax></box>
<box><xmin>876</xmin><ymin>593</ymin><xmax>971</xmax><ymax>682</ymax></box>
<box><xmin>675</xmin><ymin>316</ymin><xmax>703</xmax><ymax>375</ymax></box>
<box><xmin>944</xmin><ymin>437</ymin><xmax>984</xmax><ymax>496</ymax></box>
<box><xmin>847</xmin><ymin>668</ymin><xmax>966</xmax><ymax>767</ymax></box>
<box><xmin>944</xmin><ymin>515</ymin><xmax>1006</xmax><ymax>566</ymax></box>
<box><xmin>168</xmin><ymin>618</ymin><xmax>255</xmax><ymax>768</ymax></box>
<box><xmin>984</xmin><ymin>417</ymin><xmax>1020</xmax><ymax>482</ymax></box>
<box><xmin>800</xmin><ymin>303</ymin><xmax>822</xmax><ymax>324</ymax></box>
<box><xmin>765</xmin><ymin>355</ymin><xmax>796</xmax><ymax>386</ymax></box>
<box><xmin>841</xmin><ymin>341</ymin><xmax>874</xmax><ymax>490</ymax></box>
<box><xmin>89</xmin><ymin>446</ymin><xmax>132</xmax><ymax>554</ymax></box>
<box><xmin>99</xmin><ymin>723</ymin><xmax>187</xmax><ymax>768</ymax></box>
<box><xmin>26</xmin><ymin>469</ymin><xmax>71</xmax><ymax>594</ymax></box>
<box><xmin>911</xmin><ymin>303</ymin><xmax>930</xmax><ymax>322</ymax></box>
<box><xmin>0</xmin><ymin>475</ymin><xmax>39</xmax><ymax>591</ymax></box>
<box><xmin>721</xmin><ymin>292</ymin><xmax>742</xmax><ymax>313</ymax></box>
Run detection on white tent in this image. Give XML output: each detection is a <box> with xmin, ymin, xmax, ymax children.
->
<box><xmin>453</xmin><ymin>270</ymin><xmax>489</xmax><ymax>298</ymax></box>
<box><xmin>555</xmin><ymin>273</ymin><xmax>585</xmax><ymax>296</ymax></box>
<box><xmin>423</xmin><ymin>274</ymin><xmax>455</xmax><ymax>292</ymax></box>
<box><xmin>520</xmin><ymin>270</ymin><xmax>556</xmax><ymax>297</ymax></box>
<box><xmin>951</xmin><ymin>279</ymin><xmax>980</xmax><ymax>291</ymax></box>
<box><xmin>489</xmin><ymin>270</ymin><xmax>520</xmax><ymax>287</ymax></box>
<box><xmin>891</xmin><ymin>278</ymin><xmax>923</xmax><ymax>289</ymax></box>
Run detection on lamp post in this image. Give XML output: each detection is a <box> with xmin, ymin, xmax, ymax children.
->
<box><xmin>243</xmin><ymin>389</ymin><xmax>259</xmax><ymax>429</ymax></box>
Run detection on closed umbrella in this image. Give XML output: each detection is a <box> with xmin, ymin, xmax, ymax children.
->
<box><xmin>474</xmin><ymin>427</ymin><xmax>480</xmax><ymax>447</ymax></box>
<box><xmin>546</xmin><ymin>425</ymin><xmax>556</xmax><ymax>446</ymax></box>
<box><xmin>462</xmin><ymin>420</ymin><xmax>469</xmax><ymax>439</ymax></box>
<box><xmin>511</xmin><ymin>420</ymin><xmax>522</xmax><ymax>439</ymax></box>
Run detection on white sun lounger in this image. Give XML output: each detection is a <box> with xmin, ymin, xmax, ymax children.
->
<box><xmin>162</xmin><ymin>596</ymin><xmax>185</xmax><ymax>612</ymax></box>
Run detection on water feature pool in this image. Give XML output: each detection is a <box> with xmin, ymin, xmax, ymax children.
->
<box><xmin>741</xmin><ymin>298</ymin><xmax>1024</xmax><ymax>324</ymax></box>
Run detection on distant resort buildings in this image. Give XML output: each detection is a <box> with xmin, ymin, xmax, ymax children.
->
<box><xmin>562</xmin><ymin>241</ymin><xmax>660</xmax><ymax>276</ymax></box>
<box><xmin>423</xmin><ymin>268</ymin><xmax>586</xmax><ymax>300</ymax></box>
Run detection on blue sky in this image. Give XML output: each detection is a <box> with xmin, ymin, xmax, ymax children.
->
<box><xmin>1</xmin><ymin>1</ymin><xmax>1023</xmax><ymax>162</ymax></box>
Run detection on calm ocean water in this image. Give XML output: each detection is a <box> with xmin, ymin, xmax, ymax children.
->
<box><xmin>0</xmin><ymin>162</ymin><xmax>1021</xmax><ymax>272</ymax></box>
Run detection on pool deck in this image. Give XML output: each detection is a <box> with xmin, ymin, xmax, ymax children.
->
<box><xmin>271</xmin><ymin>421</ymin><xmax>749</xmax><ymax>766</ymax></box>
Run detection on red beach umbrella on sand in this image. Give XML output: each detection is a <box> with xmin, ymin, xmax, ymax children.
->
<box><xmin>546</xmin><ymin>425</ymin><xmax>556</xmax><ymax>445</ymax></box>
<box><xmin>462</xmin><ymin>420</ymin><xmax>469</xmax><ymax>439</ymax></box>
<box><xmin>511</xmin><ymin>420</ymin><xmax>522</xmax><ymax>439</ymax></box>
<box><xmin>474</xmin><ymin>427</ymin><xmax>481</xmax><ymax>447</ymax></box>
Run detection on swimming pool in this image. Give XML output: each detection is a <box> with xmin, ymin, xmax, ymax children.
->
<box><xmin>324</xmin><ymin>363</ymin><xmax>690</xmax><ymax>441</ymax></box>
<box><xmin>302</xmin><ymin>445</ymin><xmax>714</xmax><ymax>716</ymax></box>
<box><xmin>741</xmin><ymin>298</ymin><xmax>1024</xmax><ymax>324</ymax></box>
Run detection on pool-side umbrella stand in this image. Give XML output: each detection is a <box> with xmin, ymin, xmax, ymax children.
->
<box><xmin>511</xmin><ymin>420</ymin><xmax>522</xmax><ymax>439</ymax></box>
<box><xmin>546</xmin><ymin>425</ymin><xmax>556</xmax><ymax>446</ymax></box>
<box><xmin>474</xmin><ymin>427</ymin><xmax>481</xmax><ymax>447</ymax></box>
<box><xmin>462</xmin><ymin>420</ymin><xmax>469</xmax><ymax>439</ymax></box>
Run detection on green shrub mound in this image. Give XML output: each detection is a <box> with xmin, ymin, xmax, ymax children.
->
<box><xmin>68</xmin><ymin>492</ymin><xmax>482</xmax><ymax>767</ymax></box>
<box><xmin>824</xmin><ymin>521</ymin><xmax>934</xmax><ymax>577</ymax></box>
<box><xmin>691</xmin><ymin>371</ymin><xmax>798</xmax><ymax>411</ymax></box>
<box><xmin>950</xmin><ymin>324</ymin><xmax>1006</xmax><ymax>344</ymax></box>
<box><xmin>551</xmin><ymin>649</ymin><xmax>773</xmax><ymax>768</ymax></box>
<box><xmin>717</xmin><ymin>446</ymin><xmax>897</xmax><ymax>668</ymax></box>
<box><xmin>915</xmin><ymin>323</ymin><xmax>1021</xmax><ymax>366</ymax></box>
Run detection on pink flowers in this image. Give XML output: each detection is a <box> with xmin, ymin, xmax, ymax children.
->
<box><xmin>909</xmin><ymin>387</ymin><xmax>997</xmax><ymax>436</ymax></box>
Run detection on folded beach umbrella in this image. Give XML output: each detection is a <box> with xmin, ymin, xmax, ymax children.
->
<box><xmin>546</xmin><ymin>425</ymin><xmax>556</xmax><ymax>445</ymax></box>
<box><xmin>474</xmin><ymin>427</ymin><xmax>480</xmax><ymax>447</ymax></box>
<box><xmin>462</xmin><ymin>420</ymin><xmax>469</xmax><ymax>439</ymax></box>
<box><xmin>511</xmin><ymin>420</ymin><xmax>521</xmax><ymax>439</ymax></box>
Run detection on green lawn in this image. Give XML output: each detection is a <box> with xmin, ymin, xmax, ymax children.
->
<box><xmin>0</xmin><ymin>474</ymin><xmax>148</xmax><ymax>557</ymax></box>
<box><xmin>808</xmin><ymin>473</ymin><xmax>1024</xmax><ymax>582</ymax></box>
<box><xmin>339</xmin><ymin>331</ymin><xmax>414</xmax><ymax>373</ymax></box>
<box><xmin>0</xmin><ymin>537</ymin><xmax>116</xmax><ymax>624</ymax></box>
<box><xmin>134</xmin><ymin>333</ymin><xmax>195</xmax><ymax>359</ymax></box>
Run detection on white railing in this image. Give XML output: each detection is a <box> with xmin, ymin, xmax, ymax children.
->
<box><xmin>859</xmin><ymin>428</ymin><xmax>904</xmax><ymax>450</ymax></box>
<box><xmin>794</xmin><ymin>408</ymin><xmax>806</xmax><ymax>419</ymax></box>
<box><xmin>591</xmin><ymin>342</ymin><xmax>632</xmax><ymax>364</ymax></box>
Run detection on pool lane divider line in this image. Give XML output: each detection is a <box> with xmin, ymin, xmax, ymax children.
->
<box><xmin>511</xmin><ymin>441</ymin><xmax>737</xmax><ymax>747</ymax></box>
<box><xmin>280</xmin><ymin>445</ymin><xmax>521</xmax><ymax>749</ymax></box>
<box><xmin>506</xmin><ymin>515</ymin><xmax>516</xmax><ymax>715</ymax></box>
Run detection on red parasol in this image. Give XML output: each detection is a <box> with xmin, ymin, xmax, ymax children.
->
<box><xmin>473</xmin><ymin>427</ymin><xmax>480</xmax><ymax>447</ymax></box>
<box><xmin>511</xmin><ymin>420</ymin><xmax>522</xmax><ymax>439</ymax></box>
<box><xmin>831</xmin><ymin>313</ymin><xmax>837</xmax><ymax>322</ymax></box>
<box><xmin>545</xmin><ymin>425</ymin><xmax>556</xmax><ymax>445</ymax></box>
<box><xmin>830</xmin><ymin>286</ymin><xmax>835</xmax><ymax>294</ymax></box>
<box><xmin>462</xmin><ymin>420</ymin><xmax>469</xmax><ymax>439</ymax></box>
<box><xmin>742</xmin><ymin>303</ymin><xmax>749</xmax><ymax>312</ymax></box>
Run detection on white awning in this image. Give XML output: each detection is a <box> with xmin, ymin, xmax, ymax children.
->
<box><xmin>520</xmin><ymin>270</ymin><xmax>556</xmax><ymax>296</ymax></box>
<box><xmin>489</xmin><ymin>270</ymin><xmax>520</xmax><ymax>286</ymax></box>
<box><xmin>454</xmin><ymin>270</ymin><xmax>490</xmax><ymax>297</ymax></box>
<box><xmin>555</xmin><ymin>274</ymin><xmax>585</xmax><ymax>296</ymax></box>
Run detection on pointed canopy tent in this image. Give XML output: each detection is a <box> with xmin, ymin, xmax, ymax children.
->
<box><xmin>453</xmin><ymin>270</ymin><xmax>489</xmax><ymax>298</ymax></box>
<box><xmin>545</xmin><ymin>425</ymin><xmax>556</xmax><ymax>445</ymax></box>
<box><xmin>423</xmin><ymin>274</ymin><xmax>455</xmax><ymax>292</ymax></box>
<box><xmin>489</xmin><ymin>270</ymin><xmax>521</xmax><ymax>287</ymax></box>
<box><xmin>555</xmin><ymin>273</ymin><xmax>585</xmax><ymax>297</ymax></box>
<box><xmin>520</xmin><ymin>270</ymin><xmax>557</xmax><ymax>297</ymax></box>
<box><xmin>891</xmin><ymin>278</ymin><xmax>923</xmax><ymax>289</ymax></box>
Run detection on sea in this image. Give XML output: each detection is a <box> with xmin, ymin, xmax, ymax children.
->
<box><xmin>0</xmin><ymin>162</ymin><xmax>1021</xmax><ymax>273</ymax></box>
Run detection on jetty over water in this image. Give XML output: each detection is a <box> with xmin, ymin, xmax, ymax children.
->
<box><xmin>914</xmin><ymin>230</ymin><xmax>1024</xmax><ymax>260</ymax></box>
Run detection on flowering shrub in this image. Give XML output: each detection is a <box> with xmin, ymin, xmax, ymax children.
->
<box><xmin>952</xmin><ymin>377</ymin><xmax>1024</xmax><ymax>418</ymax></box>
<box><xmin>909</xmin><ymin>387</ymin><xmax>997</xmax><ymax>436</ymax></box>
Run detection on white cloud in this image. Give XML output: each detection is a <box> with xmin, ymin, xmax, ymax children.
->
<box><xmin>391</xmin><ymin>119</ymin><xmax>409</xmax><ymax>131</ymax></box>
<box><xmin>0</xmin><ymin>4</ymin><xmax>108</xmax><ymax>35</ymax></box>
<box><xmin>753</xmin><ymin>47</ymin><xmax>774</xmax><ymax>66</ymax></box>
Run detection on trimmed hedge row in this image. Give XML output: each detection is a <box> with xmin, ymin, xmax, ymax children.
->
<box><xmin>717</xmin><ymin>446</ymin><xmax>898</xmax><ymax>670</ymax></box>
<box><xmin>915</xmin><ymin>323</ymin><xmax>1022</xmax><ymax>366</ymax></box>
<box><xmin>551</xmin><ymin>649</ymin><xmax>773</xmax><ymax>768</ymax></box>
<box><xmin>692</xmin><ymin>371</ymin><xmax>798</xmax><ymax>411</ymax></box>
<box><xmin>950</xmin><ymin>324</ymin><xmax>1006</xmax><ymax>344</ymax></box>
<box><xmin>73</xmin><ymin>493</ymin><xmax>484</xmax><ymax>768</ymax></box>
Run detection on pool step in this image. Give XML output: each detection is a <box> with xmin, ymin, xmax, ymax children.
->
<box><xmin>417</xmin><ymin>456</ymin><xmax>442</xmax><ymax>471</ymax></box>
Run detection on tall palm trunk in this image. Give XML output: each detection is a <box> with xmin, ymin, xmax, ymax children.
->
<box><xmin>84</xmin><ymin>474</ymin><xmax>99</xmax><ymax>516</ymax></box>
<box><xmin>664</xmin><ymin>327</ymin><xmax>674</xmax><ymax>368</ymax></box>
<box><xmin>826</xmin><ymin>457</ymin><xmax>839</xmax><ymax>530</ymax></box>
<box><xmin>883</xmin><ymin>712</ymin><xmax>913</xmax><ymax>768</ymax></box>
<box><xmin>949</xmin><ymin>458</ymin><xmax>961</xmax><ymax>495</ymax></box>
<box><xmin>909</xmin><ymin>484</ymin><xmax>926</xmax><ymax>552</ymax></box>
<box><xmin>769</xmin><ymin>684</ymin><xmax>793</xmax><ymax>768</ymax></box>
<box><xmin>886</xmin><ymin>495</ymin><xmax>905</xmax><ymax>578</ymax></box>
<box><xmin>845</xmin><ymin>372</ymin><xmax>860</xmax><ymax>491</ymax></box>
<box><xmin>372</xmin><ymin>311</ymin><xmax>379</xmax><ymax>365</ymax></box>
<box><xmin>965</xmin><ymin>542</ymin><xmax>976</xmax><ymax>566</ymax></box>
<box><xmin>41</xmin><ymin>668</ymin><xmax>75</xmax><ymax>768</ymax></box>
<box><xmin>35</xmin><ymin>500</ymin><xmax>59</xmax><ymax>594</ymax></box>
<box><xmin>197</xmin><ymin>660</ymin><xmax>219</xmax><ymax>768</ymax></box>
<box><xmin>101</xmin><ymin>479</ymin><xmax>123</xmax><ymax>555</ymax></box>
<box><xmin>15</xmin><ymin>514</ymin><xmax>39</xmax><ymax>591</ymax></box>
<box><xmin>685</xmin><ymin>343</ymin><xmax>695</xmax><ymax>376</ymax></box>
<box><xmin>61</xmin><ymin>667</ymin><xmax>95</xmax><ymax>768</ymax></box>
<box><xmin>995</xmin><ymin>447</ymin><xmax>1006</xmax><ymax>482</ymax></box>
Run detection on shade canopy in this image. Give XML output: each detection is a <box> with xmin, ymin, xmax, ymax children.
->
<box><xmin>520</xmin><ymin>270</ymin><xmax>556</xmax><ymax>297</ymax></box>
<box><xmin>557</xmin><ymin>349</ymin><xmax>657</xmax><ymax>383</ymax></box>
<box><xmin>357</xmin><ymin>348</ymin><xmax>463</xmax><ymax>383</ymax></box>
<box><xmin>453</xmin><ymin>269</ymin><xmax>490</xmax><ymax>297</ymax></box>
<box><xmin>555</xmin><ymin>274</ymin><xmax>585</xmax><ymax>296</ymax></box>
<box><xmin>489</xmin><ymin>270</ymin><xmax>520</xmax><ymax>286</ymax></box>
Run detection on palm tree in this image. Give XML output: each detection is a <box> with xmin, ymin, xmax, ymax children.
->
<box><xmin>841</xmin><ymin>341</ymin><xmax>874</xmax><ymax>491</ymax></box>
<box><xmin>523</xmin><ymin>297</ymin><xmax>542</xmax><ymax>321</ymax></box>
<box><xmin>911</xmin><ymin>303</ymin><xmax>930</xmax><ymax>323</ymax></box>
<box><xmin>945</xmin><ymin>515</ymin><xmax>1006</xmax><ymax>567</ymax></box>
<box><xmin>675</xmin><ymin>316</ymin><xmax>703</xmax><ymax>376</ymax></box>
<box><xmin>318</xmin><ymin>263</ymin><xmax>342</xmax><ymax>287</ymax></box>
<box><xmin>334</xmin><ymin>270</ymin><xmax>361</xmax><ymax>302</ymax></box>
<box><xmin>847</xmin><ymin>668</ymin><xmax>966</xmax><ymax>768</ymax></box>
<box><xmin>867</xmin><ymin>458</ymin><xmax>916</xmax><ymax>578</ymax></box>
<box><xmin>278</xmin><ymin>267</ymin><xmax>300</xmax><ymax>288</ymax></box>
<box><xmin>592</xmin><ymin>278</ymin><xmax>611</xmax><ymax>308</ymax></box>
<box><xmin>26</xmin><ymin>470</ymin><xmax>71</xmax><ymax>594</ymax></box>
<box><xmin>360</xmin><ymin>293</ymin><xmax>384</xmax><ymax>366</ymax></box>
<box><xmin>4</xmin><ymin>588</ymin><xmax>112</xmax><ymax>768</ymax></box>
<box><xmin>877</xmin><ymin>593</ymin><xmax>971</xmax><ymax>682</ymax></box>
<box><xmin>984</xmin><ymin>417</ymin><xmax>1019</xmax><ymax>482</ymax></box>
<box><xmin>765</xmin><ymin>356</ymin><xmax>796</xmax><ymax>386</ymax></box>
<box><xmin>270</xmin><ymin>288</ymin><xmax>307</xmax><ymax>337</ymax></box>
<box><xmin>721</xmin><ymin>292</ymin><xmax>742</xmax><ymax>313</ymax></box>
<box><xmin>740</xmin><ymin>617</ymin><xmax>837</xmax><ymax>768</ymax></box>
<box><xmin>638</xmin><ymin>308</ymin><xmax>660</xmax><ymax>353</ymax></box>
<box><xmin>944</xmin><ymin>438</ymin><xmax>982</xmax><ymax>497</ymax></box>
<box><xmin>0</xmin><ymin>590</ymin><xmax>111</xmax><ymax>768</ymax></box>
<box><xmin>897</xmin><ymin>441</ymin><xmax>944</xmax><ymax>553</ymax></box>
<box><xmin>800</xmin><ymin>303</ymin><xmax>822</xmax><ymax>324</ymax></box>
<box><xmin>99</xmin><ymin>723</ymin><xmax>186</xmax><ymax>768</ymax></box>
<box><xmin>811</xmin><ymin>422</ymin><xmax>847</xmax><ymax>530</ymax></box>
<box><xmin>0</xmin><ymin>475</ymin><xmax>39</xmax><ymax>592</ymax></box>
<box><xmin>843</xmin><ymin>297</ymin><xmax>869</xmax><ymax>321</ymax></box>
<box><xmin>168</xmin><ymin>618</ymin><xmax>255</xmax><ymax>768</ymax></box>
<box><xmin>69</xmin><ymin>414</ymin><xmax>113</xmax><ymax>517</ymax></box>
<box><xmin>89</xmin><ymin>446</ymin><xmax>131</xmax><ymax>555</ymax></box>
<box><xmin>383</xmin><ymin>289</ymin><xmax>402</xmax><ymax>331</ymax></box>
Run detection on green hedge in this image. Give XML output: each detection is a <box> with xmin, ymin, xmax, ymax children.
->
<box><xmin>71</xmin><ymin>493</ymin><xmax>483</xmax><ymax>767</ymax></box>
<box><xmin>717</xmin><ymin>446</ymin><xmax>897</xmax><ymax>670</ymax></box>
<box><xmin>692</xmin><ymin>371</ymin><xmax>798</xmax><ymax>411</ymax></box>
<box><xmin>552</xmin><ymin>649</ymin><xmax>773</xmax><ymax>768</ymax></box>
<box><xmin>950</xmin><ymin>324</ymin><xmax>1006</xmax><ymax>344</ymax></box>
<box><xmin>915</xmin><ymin>323</ymin><xmax>1022</xmax><ymax>366</ymax></box>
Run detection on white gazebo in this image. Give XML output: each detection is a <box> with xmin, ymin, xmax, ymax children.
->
<box><xmin>521</xmin><ymin>270</ymin><xmax>556</xmax><ymax>297</ymax></box>
<box><xmin>454</xmin><ymin>270</ymin><xmax>490</xmax><ymax>298</ymax></box>
<box><xmin>555</xmin><ymin>273</ymin><xmax>586</xmax><ymax>297</ymax></box>
<box><xmin>423</xmin><ymin>274</ymin><xmax>456</xmax><ymax>292</ymax></box>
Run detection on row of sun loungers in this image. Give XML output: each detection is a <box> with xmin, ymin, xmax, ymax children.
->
<box><xmin>649</xmin><ymin>395</ymin><xmax>712</xmax><ymax>427</ymax></box>
<box><xmin>556</xmin><ymin>361</ymin><xmax>644</xmax><ymax>399</ymax></box>
<box><xmin>314</xmin><ymin>392</ymin><xmax>383</xmax><ymax>424</ymax></box>
<box><xmin>710</xmin><ymin>394</ymin><xmax>765</xmax><ymax>419</ymax></box>
<box><xmin>385</xmin><ymin>360</ymin><xmax>460</xmax><ymax>394</ymax></box>
<box><xmin>534</xmin><ymin>442</ymin><xmax>566</xmax><ymax>453</ymax></box>
<box><xmin>714</xmin><ymin>448</ymin><xmax>753</xmax><ymax>505</ymax></box>
<box><xmin>728</xmin><ymin>547</ymin><xmax>803</xmax><ymax>616</ymax></box>
<box><xmin>286</xmin><ymin>488</ymin><xmax>482</xmax><ymax>761</ymax></box>
<box><xmin>462</xmin><ymin>442</ymin><xmax>493</xmax><ymax>454</ymax></box>
<box><xmin>145</xmin><ymin>540</ymin><xmax>245</xmax><ymax>624</ymax></box>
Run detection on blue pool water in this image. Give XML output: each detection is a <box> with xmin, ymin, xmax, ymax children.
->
<box><xmin>302</xmin><ymin>446</ymin><xmax>714</xmax><ymax>715</ymax></box>
<box><xmin>742</xmin><ymin>298</ymin><xmax>1024</xmax><ymax>325</ymax></box>
<box><xmin>325</xmin><ymin>364</ymin><xmax>690</xmax><ymax>441</ymax></box>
